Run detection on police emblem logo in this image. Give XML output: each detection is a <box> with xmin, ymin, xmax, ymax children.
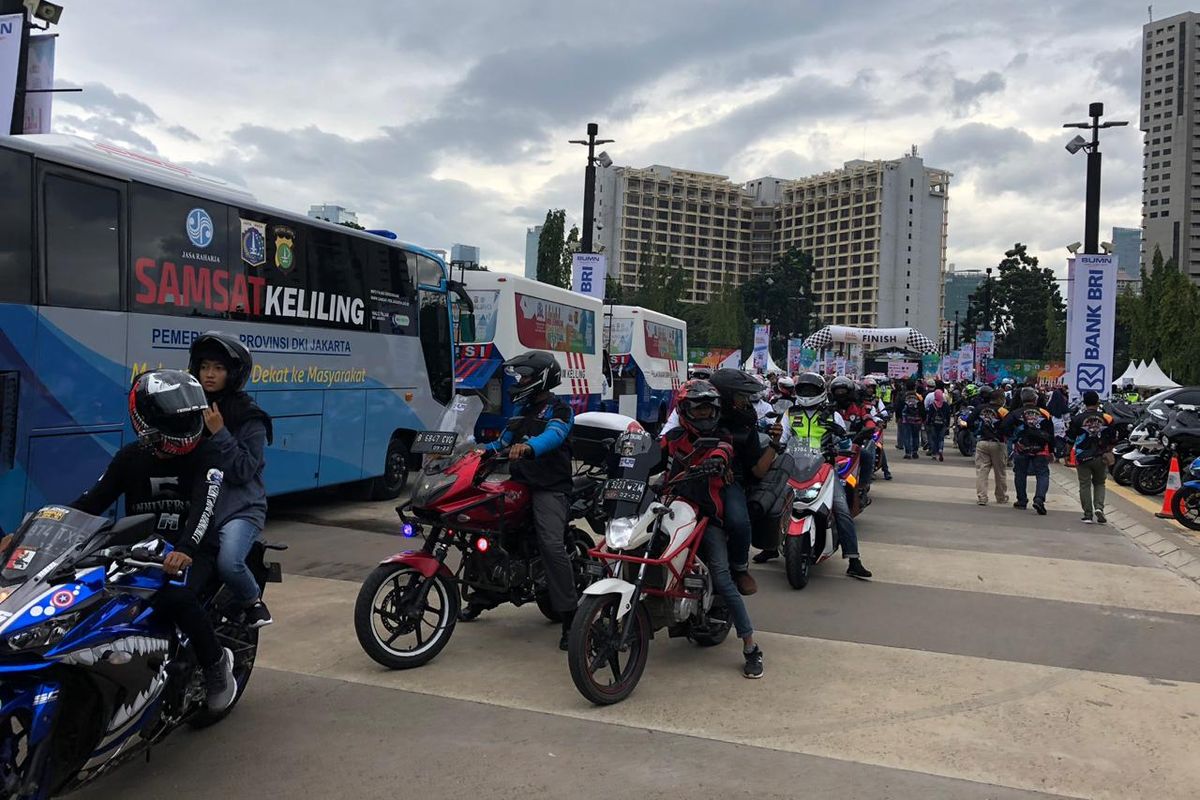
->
<box><xmin>273</xmin><ymin>226</ymin><xmax>296</xmax><ymax>272</ymax></box>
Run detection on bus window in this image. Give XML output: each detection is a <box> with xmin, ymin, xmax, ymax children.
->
<box><xmin>457</xmin><ymin>289</ymin><xmax>498</xmax><ymax>343</ymax></box>
<box><xmin>130</xmin><ymin>183</ymin><xmax>236</xmax><ymax>318</ymax></box>
<box><xmin>416</xmin><ymin>254</ymin><xmax>444</xmax><ymax>288</ymax></box>
<box><xmin>417</xmin><ymin>256</ymin><xmax>452</xmax><ymax>405</ymax></box>
<box><xmin>43</xmin><ymin>174</ymin><xmax>122</xmax><ymax>311</ymax></box>
<box><xmin>362</xmin><ymin>241</ymin><xmax>416</xmax><ymax>335</ymax></box>
<box><xmin>307</xmin><ymin>227</ymin><xmax>366</xmax><ymax>330</ymax></box>
<box><xmin>0</xmin><ymin>148</ymin><xmax>33</xmax><ymax>304</ymax></box>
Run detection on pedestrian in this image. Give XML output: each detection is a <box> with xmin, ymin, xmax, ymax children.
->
<box><xmin>1067</xmin><ymin>390</ymin><xmax>1117</xmax><ymax>524</ymax></box>
<box><xmin>1005</xmin><ymin>387</ymin><xmax>1055</xmax><ymax>515</ymax></box>
<box><xmin>927</xmin><ymin>388</ymin><xmax>951</xmax><ymax>461</ymax></box>
<box><xmin>898</xmin><ymin>386</ymin><xmax>925</xmax><ymax>459</ymax></box>
<box><xmin>967</xmin><ymin>387</ymin><xmax>1009</xmax><ymax>505</ymax></box>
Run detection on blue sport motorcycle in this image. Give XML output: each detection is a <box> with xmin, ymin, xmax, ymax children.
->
<box><xmin>0</xmin><ymin>505</ymin><xmax>284</xmax><ymax>799</ymax></box>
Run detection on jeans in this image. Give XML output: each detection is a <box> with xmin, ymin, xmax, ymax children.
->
<box><xmin>1013</xmin><ymin>454</ymin><xmax>1050</xmax><ymax>506</ymax></box>
<box><xmin>218</xmin><ymin>518</ymin><xmax>262</xmax><ymax>607</ymax></box>
<box><xmin>929</xmin><ymin>423</ymin><xmax>947</xmax><ymax>456</ymax></box>
<box><xmin>531</xmin><ymin>491</ymin><xmax>577</xmax><ymax>615</ymax></box>
<box><xmin>899</xmin><ymin>423</ymin><xmax>921</xmax><ymax>456</ymax></box>
<box><xmin>859</xmin><ymin>441</ymin><xmax>876</xmax><ymax>493</ymax></box>
<box><xmin>831</xmin><ymin>481</ymin><xmax>860</xmax><ymax>559</ymax></box>
<box><xmin>155</xmin><ymin>551</ymin><xmax>221</xmax><ymax>667</ymax></box>
<box><xmin>1076</xmin><ymin>458</ymin><xmax>1107</xmax><ymax>517</ymax></box>
<box><xmin>702</xmin><ymin>525</ymin><xmax>754</xmax><ymax>638</ymax></box>
<box><xmin>721</xmin><ymin>483</ymin><xmax>752</xmax><ymax>572</ymax></box>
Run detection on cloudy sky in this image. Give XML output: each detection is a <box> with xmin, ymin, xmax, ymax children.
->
<box><xmin>42</xmin><ymin>0</ymin><xmax>1179</xmax><ymax>276</ymax></box>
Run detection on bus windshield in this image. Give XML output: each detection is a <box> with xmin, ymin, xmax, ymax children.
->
<box><xmin>457</xmin><ymin>289</ymin><xmax>499</xmax><ymax>343</ymax></box>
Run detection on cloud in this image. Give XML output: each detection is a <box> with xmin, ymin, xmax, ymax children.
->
<box><xmin>952</xmin><ymin>71</ymin><xmax>1006</xmax><ymax>112</ymax></box>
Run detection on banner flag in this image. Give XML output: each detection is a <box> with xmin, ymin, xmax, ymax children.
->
<box><xmin>22</xmin><ymin>34</ymin><xmax>55</xmax><ymax>134</ymax></box>
<box><xmin>1066</xmin><ymin>254</ymin><xmax>1117</xmax><ymax>401</ymax></box>
<box><xmin>0</xmin><ymin>14</ymin><xmax>23</xmax><ymax>132</ymax></box>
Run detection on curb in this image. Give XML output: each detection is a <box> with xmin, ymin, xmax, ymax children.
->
<box><xmin>1048</xmin><ymin>464</ymin><xmax>1200</xmax><ymax>588</ymax></box>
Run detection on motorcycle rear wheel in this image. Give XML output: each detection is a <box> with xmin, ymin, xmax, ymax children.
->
<box><xmin>958</xmin><ymin>433</ymin><xmax>975</xmax><ymax>458</ymax></box>
<box><xmin>1133</xmin><ymin>464</ymin><xmax>1169</xmax><ymax>496</ymax></box>
<box><xmin>688</xmin><ymin>595</ymin><xmax>733</xmax><ymax>647</ymax></box>
<box><xmin>568</xmin><ymin>594</ymin><xmax>651</xmax><ymax>706</ymax></box>
<box><xmin>1171</xmin><ymin>486</ymin><xmax>1200</xmax><ymax>531</ymax></box>
<box><xmin>784</xmin><ymin>536</ymin><xmax>811</xmax><ymax>590</ymax></box>
<box><xmin>354</xmin><ymin>564</ymin><xmax>459</xmax><ymax>670</ymax></box>
<box><xmin>537</xmin><ymin>527</ymin><xmax>597</xmax><ymax>623</ymax></box>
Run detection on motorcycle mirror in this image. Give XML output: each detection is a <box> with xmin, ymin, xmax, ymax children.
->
<box><xmin>1164</xmin><ymin>399</ymin><xmax>1177</xmax><ymax>407</ymax></box>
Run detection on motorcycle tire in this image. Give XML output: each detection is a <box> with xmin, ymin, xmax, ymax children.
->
<box><xmin>688</xmin><ymin>595</ymin><xmax>733</xmax><ymax>647</ymax></box>
<box><xmin>1133</xmin><ymin>464</ymin><xmax>1169</xmax><ymax>496</ymax></box>
<box><xmin>354</xmin><ymin>564</ymin><xmax>459</xmax><ymax>670</ymax></box>
<box><xmin>538</xmin><ymin>527</ymin><xmax>598</xmax><ymax>623</ymax></box>
<box><xmin>784</xmin><ymin>536</ymin><xmax>811</xmax><ymax>590</ymax></box>
<box><xmin>1171</xmin><ymin>486</ymin><xmax>1200</xmax><ymax>531</ymax></box>
<box><xmin>568</xmin><ymin>594</ymin><xmax>651</xmax><ymax>706</ymax></box>
<box><xmin>189</xmin><ymin>624</ymin><xmax>259</xmax><ymax>729</ymax></box>
<box><xmin>1112</xmin><ymin>457</ymin><xmax>1135</xmax><ymax>486</ymax></box>
<box><xmin>958</xmin><ymin>433</ymin><xmax>975</xmax><ymax>458</ymax></box>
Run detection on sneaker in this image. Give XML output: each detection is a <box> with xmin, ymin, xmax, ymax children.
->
<box><xmin>1081</xmin><ymin>515</ymin><xmax>1094</xmax><ymax>524</ymax></box>
<box><xmin>1033</xmin><ymin>501</ymin><xmax>1047</xmax><ymax>516</ymax></box>
<box><xmin>743</xmin><ymin>646</ymin><xmax>764</xmax><ymax>679</ymax></box>
<box><xmin>902</xmin><ymin>454</ymin><xmax>912</xmax><ymax>460</ymax></box>
<box><xmin>846</xmin><ymin>559</ymin><xmax>872</xmax><ymax>580</ymax></box>
<box><xmin>977</xmin><ymin>499</ymin><xmax>987</xmax><ymax>506</ymax></box>
<box><xmin>204</xmin><ymin>647</ymin><xmax>237</xmax><ymax>712</ymax></box>
<box><xmin>938</xmin><ymin>454</ymin><xmax>944</xmax><ymax>462</ymax></box>
<box><xmin>883</xmin><ymin>472</ymin><xmax>893</xmax><ymax>481</ymax></box>
<box><xmin>752</xmin><ymin>549</ymin><xmax>779</xmax><ymax>564</ymax></box>
<box><xmin>732</xmin><ymin>570</ymin><xmax>758</xmax><ymax>596</ymax></box>
<box><xmin>244</xmin><ymin>601</ymin><xmax>273</xmax><ymax>629</ymax></box>
<box><xmin>1013</xmin><ymin>502</ymin><xmax>1027</xmax><ymax>510</ymax></box>
<box><xmin>912</xmin><ymin>453</ymin><xmax>920</xmax><ymax>460</ymax></box>
<box><xmin>1095</xmin><ymin>511</ymin><xmax>1107</xmax><ymax>524</ymax></box>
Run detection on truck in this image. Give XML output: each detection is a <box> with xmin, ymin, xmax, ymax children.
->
<box><xmin>601</xmin><ymin>305</ymin><xmax>687</xmax><ymax>431</ymax></box>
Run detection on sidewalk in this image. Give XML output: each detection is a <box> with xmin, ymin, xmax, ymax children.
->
<box><xmin>1049</xmin><ymin>461</ymin><xmax>1200</xmax><ymax>586</ymax></box>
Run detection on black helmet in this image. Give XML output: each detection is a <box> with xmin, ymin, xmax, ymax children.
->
<box><xmin>1020</xmin><ymin>386</ymin><xmax>1039</xmax><ymax>405</ymax></box>
<box><xmin>794</xmin><ymin>372</ymin><xmax>827</xmax><ymax>409</ymax></box>
<box><xmin>189</xmin><ymin>331</ymin><xmax>252</xmax><ymax>393</ymax></box>
<box><xmin>709</xmin><ymin>368</ymin><xmax>762</xmax><ymax>405</ymax></box>
<box><xmin>829</xmin><ymin>376</ymin><xmax>856</xmax><ymax>406</ymax></box>
<box><xmin>503</xmin><ymin>350</ymin><xmax>561</xmax><ymax>405</ymax></box>
<box><xmin>688</xmin><ymin>364</ymin><xmax>713</xmax><ymax>380</ymax></box>
<box><xmin>676</xmin><ymin>379</ymin><xmax>722</xmax><ymax>435</ymax></box>
<box><xmin>129</xmin><ymin>369</ymin><xmax>208</xmax><ymax>456</ymax></box>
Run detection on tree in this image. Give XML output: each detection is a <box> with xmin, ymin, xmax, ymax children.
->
<box><xmin>536</xmin><ymin>209</ymin><xmax>567</xmax><ymax>287</ymax></box>
<box><xmin>739</xmin><ymin>247</ymin><xmax>820</xmax><ymax>359</ymax></box>
<box><xmin>628</xmin><ymin>246</ymin><xmax>692</xmax><ymax>321</ymax></box>
<box><xmin>560</xmin><ymin>224</ymin><xmax>580</xmax><ymax>289</ymax></box>
<box><xmin>696</xmin><ymin>283</ymin><xmax>746</xmax><ymax>349</ymax></box>
<box><xmin>986</xmin><ymin>243</ymin><xmax>1065</xmax><ymax>359</ymax></box>
<box><xmin>338</xmin><ymin>220</ymin><xmax>366</xmax><ymax>231</ymax></box>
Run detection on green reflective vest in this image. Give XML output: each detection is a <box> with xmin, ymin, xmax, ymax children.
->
<box><xmin>790</xmin><ymin>411</ymin><xmax>830</xmax><ymax>451</ymax></box>
<box><xmin>880</xmin><ymin>386</ymin><xmax>893</xmax><ymax>404</ymax></box>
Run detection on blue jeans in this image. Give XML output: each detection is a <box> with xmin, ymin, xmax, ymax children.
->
<box><xmin>217</xmin><ymin>518</ymin><xmax>262</xmax><ymax>606</ymax></box>
<box><xmin>899</xmin><ymin>423</ymin><xmax>921</xmax><ymax>456</ymax></box>
<box><xmin>1012</xmin><ymin>454</ymin><xmax>1050</xmax><ymax>506</ymax></box>
<box><xmin>929</xmin><ymin>423</ymin><xmax>947</xmax><ymax>455</ymax></box>
<box><xmin>702</xmin><ymin>525</ymin><xmax>754</xmax><ymax>638</ymax></box>
<box><xmin>721</xmin><ymin>483</ymin><xmax>752</xmax><ymax>572</ymax></box>
<box><xmin>832</xmin><ymin>481</ymin><xmax>860</xmax><ymax>559</ymax></box>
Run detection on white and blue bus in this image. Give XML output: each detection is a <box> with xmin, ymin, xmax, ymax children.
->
<box><xmin>0</xmin><ymin>134</ymin><xmax>463</xmax><ymax>534</ymax></box>
<box><xmin>601</xmin><ymin>305</ymin><xmax>686</xmax><ymax>429</ymax></box>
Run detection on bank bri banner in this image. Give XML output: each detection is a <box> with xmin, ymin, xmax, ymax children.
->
<box><xmin>1066</xmin><ymin>255</ymin><xmax>1117</xmax><ymax>401</ymax></box>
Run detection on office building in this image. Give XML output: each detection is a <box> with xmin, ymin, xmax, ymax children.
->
<box><xmin>943</xmin><ymin>268</ymin><xmax>988</xmax><ymax>328</ymax></box>
<box><xmin>594</xmin><ymin>152</ymin><xmax>950</xmax><ymax>337</ymax></box>
<box><xmin>1140</xmin><ymin>12</ymin><xmax>1200</xmax><ymax>281</ymax></box>
<box><xmin>306</xmin><ymin>204</ymin><xmax>358</xmax><ymax>226</ymax></box>
<box><xmin>524</xmin><ymin>226</ymin><xmax>542</xmax><ymax>279</ymax></box>
<box><xmin>1112</xmin><ymin>226</ymin><xmax>1140</xmax><ymax>272</ymax></box>
<box><xmin>450</xmin><ymin>243</ymin><xmax>480</xmax><ymax>265</ymax></box>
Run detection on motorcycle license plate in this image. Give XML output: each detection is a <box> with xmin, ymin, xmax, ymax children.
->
<box><xmin>412</xmin><ymin>431</ymin><xmax>458</xmax><ymax>455</ymax></box>
<box><xmin>603</xmin><ymin>478</ymin><xmax>645</xmax><ymax>503</ymax></box>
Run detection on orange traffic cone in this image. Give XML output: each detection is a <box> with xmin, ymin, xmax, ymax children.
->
<box><xmin>1156</xmin><ymin>456</ymin><xmax>1182</xmax><ymax>518</ymax></box>
<box><xmin>1067</xmin><ymin>446</ymin><xmax>1077</xmax><ymax>467</ymax></box>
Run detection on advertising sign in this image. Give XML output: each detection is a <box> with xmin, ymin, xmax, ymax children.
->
<box><xmin>22</xmin><ymin>34</ymin><xmax>54</xmax><ymax>134</ymax></box>
<box><xmin>921</xmin><ymin>353</ymin><xmax>940</xmax><ymax>377</ymax></box>
<box><xmin>825</xmin><ymin>325</ymin><xmax>911</xmax><ymax>349</ymax></box>
<box><xmin>957</xmin><ymin>345</ymin><xmax>974</xmax><ymax>381</ymax></box>
<box><xmin>515</xmin><ymin>292</ymin><xmax>596</xmax><ymax>354</ymax></box>
<box><xmin>571</xmin><ymin>253</ymin><xmax>606</xmax><ymax>301</ymax></box>
<box><xmin>688</xmin><ymin>347</ymin><xmax>741</xmax><ymax>369</ymax></box>
<box><xmin>974</xmin><ymin>331</ymin><xmax>995</xmax><ymax>361</ymax></box>
<box><xmin>834</xmin><ymin>356</ymin><xmax>848</xmax><ymax>376</ymax></box>
<box><xmin>752</xmin><ymin>324</ymin><xmax>769</xmax><ymax>373</ymax></box>
<box><xmin>0</xmin><ymin>14</ymin><xmax>22</xmax><ymax>132</ymax></box>
<box><xmin>887</xmin><ymin>361</ymin><xmax>917</xmax><ymax>378</ymax></box>
<box><xmin>644</xmin><ymin>320</ymin><xmax>683</xmax><ymax>360</ymax></box>
<box><xmin>1066</xmin><ymin>254</ymin><xmax>1117</xmax><ymax>400</ymax></box>
<box><xmin>940</xmin><ymin>355</ymin><xmax>957</xmax><ymax>381</ymax></box>
<box><xmin>786</xmin><ymin>338</ymin><xmax>804</xmax><ymax>374</ymax></box>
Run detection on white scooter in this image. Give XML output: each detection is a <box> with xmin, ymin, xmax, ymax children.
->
<box><xmin>780</xmin><ymin>437</ymin><xmax>843</xmax><ymax>590</ymax></box>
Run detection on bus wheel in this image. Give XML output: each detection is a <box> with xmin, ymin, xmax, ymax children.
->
<box><xmin>368</xmin><ymin>437</ymin><xmax>411</xmax><ymax>500</ymax></box>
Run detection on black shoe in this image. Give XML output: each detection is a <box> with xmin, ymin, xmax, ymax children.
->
<box><xmin>743</xmin><ymin>646</ymin><xmax>764</xmax><ymax>679</ymax></box>
<box><xmin>559</xmin><ymin>610</ymin><xmax>576</xmax><ymax>651</ymax></box>
<box><xmin>1033</xmin><ymin>501</ymin><xmax>1047</xmax><ymax>516</ymax></box>
<box><xmin>244</xmin><ymin>601</ymin><xmax>273</xmax><ymax>629</ymax></box>
<box><xmin>1013</xmin><ymin>502</ymin><xmax>1027</xmax><ymax>509</ymax></box>
<box><xmin>883</xmin><ymin>472</ymin><xmax>893</xmax><ymax>480</ymax></box>
<box><xmin>203</xmin><ymin>647</ymin><xmax>237</xmax><ymax>711</ymax></box>
<box><xmin>902</xmin><ymin>454</ymin><xmax>912</xmax><ymax>460</ymax></box>
<box><xmin>912</xmin><ymin>453</ymin><xmax>919</xmax><ymax>460</ymax></box>
<box><xmin>847</xmin><ymin>559</ymin><xmax>872</xmax><ymax>580</ymax></box>
<box><xmin>752</xmin><ymin>549</ymin><xmax>779</xmax><ymax>564</ymax></box>
<box><xmin>1094</xmin><ymin>511</ymin><xmax>1107</xmax><ymax>524</ymax></box>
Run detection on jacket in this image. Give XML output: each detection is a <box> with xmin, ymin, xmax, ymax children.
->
<box><xmin>486</xmin><ymin>395</ymin><xmax>574</xmax><ymax>493</ymax></box>
<box><xmin>206</xmin><ymin>390</ymin><xmax>273</xmax><ymax>531</ymax></box>
<box><xmin>966</xmin><ymin>403</ymin><xmax>1009</xmax><ymax>442</ymax></box>
<box><xmin>660</xmin><ymin>428</ymin><xmax>734</xmax><ymax>523</ymax></box>
<box><xmin>1067</xmin><ymin>408</ymin><xmax>1117</xmax><ymax>463</ymax></box>
<box><xmin>1005</xmin><ymin>405</ymin><xmax>1055</xmax><ymax>457</ymax></box>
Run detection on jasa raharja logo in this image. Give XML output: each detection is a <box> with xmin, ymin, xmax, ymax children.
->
<box><xmin>186</xmin><ymin>208</ymin><xmax>214</xmax><ymax>248</ymax></box>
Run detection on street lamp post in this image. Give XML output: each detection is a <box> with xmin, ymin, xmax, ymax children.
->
<box><xmin>1064</xmin><ymin>102</ymin><xmax>1128</xmax><ymax>254</ymax></box>
<box><xmin>953</xmin><ymin>309</ymin><xmax>960</xmax><ymax>350</ymax></box>
<box><xmin>569</xmin><ymin>122</ymin><xmax>614</xmax><ymax>254</ymax></box>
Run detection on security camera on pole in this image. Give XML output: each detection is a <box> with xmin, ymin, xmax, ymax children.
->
<box><xmin>568</xmin><ymin>123</ymin><xmax>614</xmax><ymax>301</ymax></box>
<box><xmin>1062</xmin><ymin>102</ymin><xmax>1127</xmax><ymax>401</ymax></box>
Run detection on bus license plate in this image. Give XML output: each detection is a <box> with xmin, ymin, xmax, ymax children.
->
<box><xmin>412</xmin><ymin>431</ymin><xmax>458</xmax><ymax>455</ymax></box>
<box><xmin>603</xmin><ymin>478</ymin><xmax>645</xmax><ymax>503</ymax></box>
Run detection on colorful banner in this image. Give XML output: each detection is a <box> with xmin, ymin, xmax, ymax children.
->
<box><xmin>982</xmin><ymin>359</ymin><xmax>1067</xmax><ymax>384</ymax></box>
<box><xmin>22</xmin><ymin>34</ymin><xmax>55</xmax><ymax>134</ymax></box>
<box><xmin>570</xmin><ymin>253</ymin><xmax>606</xmax><ymax>301</ymax></box>
<box><xmin>1066</xmin><ymin>254</ymin><xmax>1117</xmax><ymax>401</ymax></box>
<box><xmin>786</xmin><ymin>337</ymin><xmax>804</xmax><ymax>374</ymax></box>
<box><xmin>888</xmin><ymin>361</ymin><xmax>918</xmax><ymax>378</ymax></box>
<box><xmin>921</xmin><ymin>353</ymin><xmax>940</xmax><ymax>377</ymax></box>
<box><xmin>957</xmin><ymin>345</ymin><xmax>974</xmax><ymax>381</ymax></box>
<box><xmin>940</xmin><ymin>355</ymin><xmax>957</xmax><ymax>381</ymax></box>
<box><xmin>514</xmin><ymin>292</ymin><xmax>596</xmax><ymax>354</ymax></box>
<box><xmin>688</xmin><ymin>347</ymin><xmax>740</xmax><ymax>369</ymax></box>
<box><xmin>0</xmin><ymin>14</ymin><xmax>22</xmax><ymax>133</ymax></box>
<box><xmin>644</xmin><ymin>320</ymin><xmax>683</xmax><ymax>360</ymax></box>
<box><xmin>974</xmin><ymin>330</ymin><xmax>995</xmax><ymax>360</ymax></box>
<box><xmin>752</xmin><ymin>324</ymin><xmax>770</xmax><ymax>373</ymax></box>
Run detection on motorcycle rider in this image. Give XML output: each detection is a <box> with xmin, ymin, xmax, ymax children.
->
<box><xmin>188</xmin><ymin>332</ymin><xmax>274</xmax><ymax>629</ymax></box>
<box><xmin>830</xmin><ymin>376</ymin><xmax>878</xmax><ymax>497</ymax></box>
<box><xmin>1004</xmin><ymin>387</ymin><xmax>1055</xmax><ymax>515</ymax></box>
<box><xmin>752</xmin><ymin>372</ymin><xmax>872</xmax><ymax>579</ymax></box>
<box><xmin>861</xmin><ymin>378</ymin><xmax>893</xmax><ymax>480</ymax></box>
<box><xmin>1067</xmin><ymin>390</ymin><xmax>1117</xmax><ymax>524</ymax></box>
<box><xmin>69</xmin><ymin>370</ymin><xmax>237</xmax><ymax>711</ymax></box>
<box><xmin>479</xmin><ymin>351</ymin><xmax>579</xmax><ymax>649</ymax></box>
<box><xmin>967</xmin><ymin>387</ymin><xmax>1010</xmax><ymax>506</ymax></box>
<box><xmin>660</xmin><ymin>379</ymin><xmax>764</xmax><ymax>678</ymax></box>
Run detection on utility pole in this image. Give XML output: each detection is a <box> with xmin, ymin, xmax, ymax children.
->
<box><xmin>1063</xmin><ymin>102</ymin><xmax>1128</xmax><ymax>254</ymax></box>
<box><xmin>953</xmin><ymin>309</ymin><xmax>960</xmax><ymax>350</ymax></box>
<box><xmin>4</xmin><ymin>0</ymin><xmax>31</xmax><ymax>135</ymax></box>
<box><xmin>569</xmin><ymin>122</ymin><xmax>613</xmax><ymax>254</ymax></box>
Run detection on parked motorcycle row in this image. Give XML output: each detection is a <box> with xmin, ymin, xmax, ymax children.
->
<box><xmin>354</xmin><ymin>394</ymin><xmax>877</xmax><ymax>705</ymax></box>
<box><xmin>1107</xmin><ymin>396</ymin><xmax>1200</xmax><ymax>530</ymax></box>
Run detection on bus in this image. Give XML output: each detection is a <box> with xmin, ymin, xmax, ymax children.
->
<box><xmin>0</xmin><ymin>134</ymin><xmax>464</xmax><ymax>534</ymax></box>
<box><xmin>601</xmin><ymin>305</ymin><xmax>686</xmax><ymax>429</ymax></box>
<box><xmin>453</xmin><ymin>272</ymin><xmax>605</xmax><ymax>440</ymax></box>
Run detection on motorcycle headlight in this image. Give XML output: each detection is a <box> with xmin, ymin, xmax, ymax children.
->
<box><xmin>800</xmin><ymin>483</ymin><xmax>822</xmax><ymax>502</ymax></box>
<box><xmin>4</xmin><ymin>611</ymin><xmax>81</xmax><ymax>653</ymax></box>
<box><xmin>412</xmin><ymin>473</ymin><xmax>456</xmax><ymax>508</ymax></box>
<box><xmin>605</xmin><ymin>516</ymin><xmax>638</xmax><ymax>549</ymax></box>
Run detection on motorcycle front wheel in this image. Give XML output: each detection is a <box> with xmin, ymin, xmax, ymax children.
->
<box><xmin>1171</xmin><ymin>486</ymin><xmax>1200</xmax><ymax>531</ymax></box>
<box><xmin>784</xmin><ymin>535</ymin><xmax>811</xmax><ymax>590</ymax></box>
<box><xmin>568</xmin><ymin>594</ymin><xmax>651</xmax><ymax>706</ymax></box>
<box><xmin>354</xmin><ymin>564</ymin><xmax>459</xmax><ymax>670</ymax></box>
<box><xmin>1133</xmin><ymin>464</ymin><xmax>1169</xmax><ymax>496</ymax></box>
<box><xmin>958</xmin><ymin>432</ymin><xmax>975</xmax><ymax>458</ymax></box>
<box><xmin>1112</xmin><ymin>457</ymin><xmax>1135</xmax><ymax>486</ymax></box>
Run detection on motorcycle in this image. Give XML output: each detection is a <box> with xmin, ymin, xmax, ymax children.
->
<box><xmin>0</xmin><ymin>506</ymin><xmax>283</xmax><ymax>800</ymax></box>
<box><xmin>1171</xmin><ymin>454</ymin><xmax>1200</xmax><ymax>531</ymax></box>
<box><xmin>779</xmin><ymin>439</ymin><xmax>844</xmax><ymax>590</ymax></box>
<box><xmin>567</xmin><ymin>428</ymin><xmax>734</xmax><ymax>705</ymax></box>
<box><xmin>954</xmin><ymin>408</ymin><xmax>976</xmax><ymax>457</ymax></box>
<box><xmin>354</xmin><ymin>400</ymin><xmax>625</xmax><ymax>670</ymax></box>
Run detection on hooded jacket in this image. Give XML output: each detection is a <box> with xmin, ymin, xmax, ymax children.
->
<box><xmin>206</xmin><ymin>389</ymin><xmax>273</xmax><ymax>531</ymax></box>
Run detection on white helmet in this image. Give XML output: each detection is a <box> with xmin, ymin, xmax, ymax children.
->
<box><xmin>794</xmin><ymin>372</ymin><xmax>827</xmax><ymax>409</ymax></box>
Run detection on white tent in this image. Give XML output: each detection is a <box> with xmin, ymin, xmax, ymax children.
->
<box><xmin>1134</xmin><ymin>358</ymin><xmax>1180</xmax><ymax>389</ymax></box>
<box><xmin>743</xmin><ymin>353</ymin><xmax>784</xmax><ymax>375</ymax></box>
<box><xmin>1114</xmin><ymin>360</ymin><xmax>1138</xmax><ymax>387</ymax></box>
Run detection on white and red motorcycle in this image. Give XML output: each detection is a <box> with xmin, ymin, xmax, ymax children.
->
<box><xmin>780</xmin><ymin>438</ymin><xmax>845</xmax><ymax>590</ymax></box>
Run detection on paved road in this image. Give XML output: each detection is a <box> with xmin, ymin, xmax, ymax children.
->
<box><xmin>75</xmin><ymin>450</ymin><xmax>1200</xmax><ymax>800</ymax></box>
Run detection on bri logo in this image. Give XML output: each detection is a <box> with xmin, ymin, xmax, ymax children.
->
<box><xmin>186</xmin><ymin>208</ymin><xmax>214</xmax><ymax>248</ymax></box>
